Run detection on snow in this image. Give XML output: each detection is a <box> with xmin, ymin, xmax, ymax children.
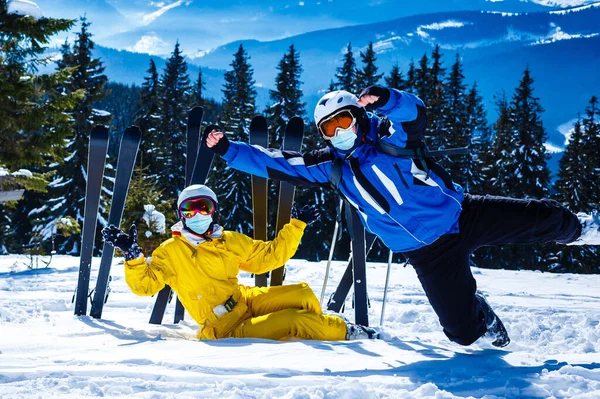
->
<box><xmin>6</xmin><ymin>0</ymin><xmax>42</xmax><ymax>20</ymax></box>
<box><xmin>0</xmin><ymin>255</ymin><xmax>599</xmax><ymax>398</ymax></box>
<box><xmin>550</xmin><ymin>2</ymin><xmax>600</xmax><ymax>14</ymax></box>
<box><xmin>92</xmin><ymin>109</ymin><xmax>111</xmax><ymax>117</ymax></box>
<box><xmin>532</xmin><ymin>26</ymin><xmax>599</xmax><ymax>45</ymax></box>
<box><xmin>143</xmin><ymin>204</ymin><xmax>166</xmax><ymax>234</ymax></box>
<box><xmin>416</xmin><ymin>21</ymin><xmax>467</xmax><ymax>39</ymax></box>
<box><xmin>0</xmin><ymin>167</ymin><xmax>33</xmax><ymax>178</ymax></box>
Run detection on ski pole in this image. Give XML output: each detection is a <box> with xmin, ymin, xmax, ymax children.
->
<box><xmin>320</xmin><ymin>199</ymin><xmax>343</xmax><ymax>305</ymax></box>
<box><xmin>380</xmin><ymin>249</ymin><xmax>393</xmax><ymax>327</ymax></box>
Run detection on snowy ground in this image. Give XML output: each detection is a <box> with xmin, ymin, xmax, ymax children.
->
<box><xmin>0</xmin><ymin>254</ymin><xmax>599</xmax><ymax>398</ymax></box>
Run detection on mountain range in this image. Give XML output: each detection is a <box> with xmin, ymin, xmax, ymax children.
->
<box><xmin>67</xmin><ymin>2</ymin><xmax>600</xmax><ymax>153</ymax></box>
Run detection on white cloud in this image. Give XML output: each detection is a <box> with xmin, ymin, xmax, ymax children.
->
<box><xmin>127</xmin><ymin>35</ymin><xmax>169</xmax><ymax>55</ymax></box>
<box><xmin>557</xmin><ymin>117</ymin><xmax>580</xmax><ymax>145</ymax></box>
<box><xmin>141</xmin><ymin>0</ymin><xmax>187</xmax><ymax>26</ymax></box>
<box><xmin>544</xmin><ymin>142</ymin><xmax>563</xmax><ymax>154</ymax></box>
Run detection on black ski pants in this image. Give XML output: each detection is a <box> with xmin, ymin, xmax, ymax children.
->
<box><xmin>402</xmin><ymin>194</ymin><xmax>581</xmax><ymax>346</ymax></box>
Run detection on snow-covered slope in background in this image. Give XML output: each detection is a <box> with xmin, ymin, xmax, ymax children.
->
<box><xmin>1</xmin><ymin>255</ymin><xmax>599</xmax><ymax>398</ymax></box>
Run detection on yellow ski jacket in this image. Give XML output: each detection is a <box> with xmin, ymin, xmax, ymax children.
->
<box><xmin>124</xmin><ymin>219</ymin><xmax>306</xmax><ymax>339</ymax></box>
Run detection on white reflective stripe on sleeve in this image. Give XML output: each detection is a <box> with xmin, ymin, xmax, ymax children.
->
<box><xmin>371</xmin><ymin>165</ymin><xmax>403</xmax><ymax>205</ymax></box>
<box><xmin>288</xmin><ymin>157</ymin><xmax>305</xmax><ymax>166</ymax></box>
<box><xmin>353</xmin><ymin>176</ymin><xmax>385</xmax><ymax>214</ymax></box>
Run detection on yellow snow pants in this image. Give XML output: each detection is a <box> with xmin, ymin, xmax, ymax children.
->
<box><xmin>228</xmin><ymin>282</ymin><xmax>347</xmax><ymax>341</ymax></box>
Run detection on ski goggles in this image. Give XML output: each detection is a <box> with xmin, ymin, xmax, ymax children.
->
<box><xmin>179</xmin><ymin>197</ymin><xmax>216</xmax><ymax>218</ymax></box>
<box><xmin>318</xmin><ymin>110</ymin><xmax>356</xmax><ymax>139</ymax></box>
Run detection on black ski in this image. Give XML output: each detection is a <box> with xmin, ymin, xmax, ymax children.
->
<box><xmin>173</xmin><ymin>106</ymin><xmax>205</xmax><ymax>324</ymax></box>
<box><xmin>150</xmin><ymin>107</ymin><xmax>204</xmax><ymax>325</ymax></box>
<box><xmin>90</xmin><ymin>126</ymin><xmax>142</xmax><ymax>319</ymax></box>
<box><xmin>185</xmin><ymin>106</ymin><xmax>204</xmax><ymax>186</ymax></box>
<box><xmin>249</xmin><ymin>115</ymin><xmax>269</xmax><ymax>287</ymax></box>
<box><xmin>191</xmin><ymin>124</ymin><xmax>218</xmax><ymax>185</ymax></box>
<box><xmin>148</xmin><ymin>114</ymin><xmax>220</xmax><ymax>325</ymax></box>
<box><xmin>327</xmin><ymin>223</ymin><xmax>377</xmax><ymax>319</ymax></box>
<box><xmin>349</xmin><ymin>207</ymin><xmax>369</xmax><ymax>326</ymax></box>
<box><xmin>270</xmin><ymin>117</ymin><xmax>304</xmax><ymax>286</ymax></box>
<box><xmin>74</xmin><ymin>125</ymin><xmax>110</xmax><ymax>316</ymax></box>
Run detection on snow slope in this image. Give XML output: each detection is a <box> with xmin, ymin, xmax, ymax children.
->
<box><xmin>0</xmin><ymin>255</ymin><xmax>599</xmax><ymax>398</ymax></box>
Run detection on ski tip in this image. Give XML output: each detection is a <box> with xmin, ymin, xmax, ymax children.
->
<box><xmin>125</xmin><ymin>125</ymin><xmax>143</xmax><ymax>140</ymax></box>
<box><xmin>90</xmin><ymin>125</ymin><xmax>109</xmax><ymax>138</ymax></box>
<box><xmin>189</xmin><ymin>105</ymin><xmax>204</xmax><ymax>114</ymax></box>
<box><xmin>250</xmin><ymin>115</ymin><xmax>268</xmax><ymax>130</ymax></box>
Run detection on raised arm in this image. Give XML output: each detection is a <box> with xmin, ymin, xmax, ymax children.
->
<box><xmin>102</xmin><ymin>224</ymin><xmax>175</xmax><ymax>296</ymax></box>
<box><xmin>206</xmin><ymin>130</ymin><xmax>333</xmax><ymax>188</ymax></box>
<box><xmin>358</xmin><ymin>86</ymin><xmax>427</xmax><ymax>149</ymax></box>
<box><xmin>231</xmin><ymin>218</ymin><xmax>306</xmax><ymax>275</ymax></box>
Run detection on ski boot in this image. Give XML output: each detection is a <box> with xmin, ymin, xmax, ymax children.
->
<box><xmin>475</xmin><ymin>291</ymin><xmax>510</xmax><ymax>348</ymax></box>
<box><xmin>346</xmin><ymin>323</ymin><xmax>381</xmax><ymax>340</ymax></box>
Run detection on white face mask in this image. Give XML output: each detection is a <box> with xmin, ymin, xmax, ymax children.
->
<box><xmin>185</xmin><ymin>213</ymin><xmax>213</xmax><ymax>234</ymax></box>
<box><xmin>330</xmin><ymin>127</ymin><xmax>357</xmax><ymax>150</ymax></box>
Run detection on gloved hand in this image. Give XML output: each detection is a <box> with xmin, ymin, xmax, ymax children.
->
<box><xmin>101</xmin><ymin>224</ymin><xmax>142</xmax><ymax>261</ymax></box>
<box><xmin>291</xmin><ymin>202</ymin><xmax>320</xmax><ymax>227</ymax></box>
<box><xmin>357</xmin><ymin>86</ymin><xmax>390</xmax><ymax>109</ymax></box>
<box><xmin>205</xmin><ymin>129</ymin><xmax>230</xmax><ymax>156</ymax></box>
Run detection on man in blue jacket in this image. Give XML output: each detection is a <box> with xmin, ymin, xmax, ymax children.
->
<box><xmin>206</xmin><ymin>86</ymin><xmax>600</xmax><ymax>348</ymax></box>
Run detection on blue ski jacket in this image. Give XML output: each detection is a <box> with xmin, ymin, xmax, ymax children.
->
<box><xmin>221</xmin><ymin>89</ymin><xmax>464</xmax><ymax>252</ymax></box>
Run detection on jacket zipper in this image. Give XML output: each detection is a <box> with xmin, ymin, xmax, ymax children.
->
<box><xmin>393</xmin><ymin>163</ymin><xmax>410</xmax><ymax>189</ymax></box>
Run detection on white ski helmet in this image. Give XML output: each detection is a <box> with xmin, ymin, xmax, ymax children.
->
<box><xmin>314</xmin><ymin>90</ymin><xmax>369</xmax><ymax>137</ymax></box>
<box><xmin>177</xmin><ymin>184</ymin><xmax>218</xmax><ymax>216</ymax></box>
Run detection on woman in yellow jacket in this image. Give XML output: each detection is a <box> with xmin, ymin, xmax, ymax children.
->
<box><xmin>102</xmin><ymin>184</ymin><xmax>378</xmax><ymax>341</ymax></box>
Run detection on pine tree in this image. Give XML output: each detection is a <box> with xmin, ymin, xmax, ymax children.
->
<box><xmin>266</xmin><ymin>44</ymin><xmax>305</xmax><ymax>148</ymax></box>
<box><xmin>195</xmin><ymin>68</ymin><xmax>205</xmax><ymax>105</ymax></box>
<box><xmin>32</xmin><ymin>18</ymin><xmax>111</xmax><ymax>254</ymax></box>
<box><xmin>489</xmin><ymin>68</ymin><xmax>551</xmax><ymax>270</ymax></box>
<box><xmin>425</xmin><ymin>46</ymin><xmax>446</xmax><ymax>149</ymax></box>
<box><xmin>264</xmin><ymin>45</ymin><xmax>306</xmax><ymax>237</ymax></box>
<box><xmin>134</xmin><ymin>58</ymin><xmax>161</xmax><ymax>172</ymax></box>
<box><xmin>555</xmin><ymin>117</ymin><xmax>587</xmax><ymax>209</ymax></box>
<box><xmin>405</xmin><ymin>59</ymin><xmax>416</xmax><ymax>93</ymax></box>
<box><xmin>440</xmin><ymin>53</ymin><xmax>470</xmax><ymax>186</ymax></box>
<box><xmin>354</xmin><ymin>42</ymin><xmax>383</xmax><ymax>90</ymax></box>
<box><xmin>489</xmin><ymin>92</ymin><xmax>512</xmax><ymax>195</ymax></box>
<box><xmin>154</xmin><ymin>42</ymin><xmax>192</xmax><ymax>201</ymax></box>
<box><xmin>385</xmin><ymin>64</ymin><xmax>405</xmax><ymax>90</ymax></box>
<box><xmin>0</xmin><ymin>4</ymin><xmax>81</xmax><ymax>253</ymax></box>
<box><xmin>209</xmin><ymin>44</ymin><xmax>256</xmax><ymax>234</ymax></box>
<box><xmin>553</xmin><ymin>97</ymin><xmax>600</xmax><ymax>273</ymax></box>
<box><xmin>464</xmin><ymin>82</ymin><xmax>493</xmax><ymax>194</ymax></box>
<box><xmin>580</xmin><ymin>96</ymin><xmax>600</xmax><ymax>207</ymax></box>
<box><xmin>413</xmin><ymin>53</ymin><xmax>429</xmax><ymax>101</ymax></box>
<box><xmin>334</xmin><ymin>43</ymin><xmax>357</xmax><ymax>93</ymax></box>
<box><xmin>507</xmin><ymin>68</ymin><xmax>550</xmax><ymax>199</ymax></box>
<box><xmin>95</xmin><ymin>82</ymin><xmax>140</xmax><ymax>147</ymax></box>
